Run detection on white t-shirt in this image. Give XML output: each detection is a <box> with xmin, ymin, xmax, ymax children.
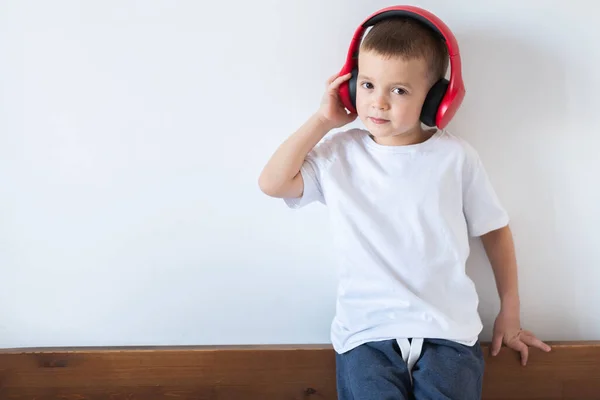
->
<box><xmin>284</xmin><ymin>127</ymin><xmax>509</xmax><ymax>365</ymax></box>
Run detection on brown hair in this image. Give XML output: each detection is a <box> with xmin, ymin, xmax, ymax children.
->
<box><xmin>359</xmin><ymin>17</ymin><xmax>449</xmax><ymax>84</ymax></box>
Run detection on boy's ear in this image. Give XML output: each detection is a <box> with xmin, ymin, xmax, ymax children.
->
<box><xmin>421</xmin><ymin>79</ymin><xmax>449</xmax><ymax>127</ymax></box>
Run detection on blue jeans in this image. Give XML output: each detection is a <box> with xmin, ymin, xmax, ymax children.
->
<box><xmin>335</xmin><ymin>338</ymin><xmax>485</xmax><ymax>400</ymax></box>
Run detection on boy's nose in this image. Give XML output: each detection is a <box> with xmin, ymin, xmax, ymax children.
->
<box><xmin>371</xmin><ymin>95</ymin><xmax>389</xmax><ymax>110</ymax></box>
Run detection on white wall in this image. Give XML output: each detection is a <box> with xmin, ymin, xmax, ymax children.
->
<box><xmin>1</xmin><ymin>0</ymin><xmax>598</xmax><ymax>348</ymax></box>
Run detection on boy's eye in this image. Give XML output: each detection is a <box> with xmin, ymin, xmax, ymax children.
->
<box><xmin>393</xmin><ymin>88</ymin><xmax>407</xmax><ymax>95</ymax></box>
<box><xmin>361</xmin><ymin>82</ymin><xmax>373</xmax><ymax>89</ymax></box>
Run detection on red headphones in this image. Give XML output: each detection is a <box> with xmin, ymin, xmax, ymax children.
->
<box><xmin>337</xmin><ymin>5</ymin><xmax>465</xmax><ymax>129</ymax></box>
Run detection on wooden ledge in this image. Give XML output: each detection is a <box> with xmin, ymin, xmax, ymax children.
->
<box><xmin>1</xmin><ymin>341</ymin><xmax>599</xmax><ymax>399</ymax></box>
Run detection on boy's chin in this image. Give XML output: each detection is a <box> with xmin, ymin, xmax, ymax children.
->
<box><xmin>363</xmin><ymin>121</ymin><xmax>392</xmax><ymax>135</ymax></box>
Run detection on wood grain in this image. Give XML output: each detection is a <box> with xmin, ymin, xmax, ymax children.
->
<box><xmin>0</xmin><ymin>342</ymin><xmax>598</xmax><ymax>399</ymax></box>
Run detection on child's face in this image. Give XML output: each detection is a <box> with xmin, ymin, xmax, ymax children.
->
<box><xmin>356</xmin><ymin>50</ymin><xmax>432</xmax><ymax>141</ymax></box>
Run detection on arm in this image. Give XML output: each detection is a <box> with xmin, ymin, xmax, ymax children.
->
<box><xmin>481</xmin><ymin>225</ymin><xmax>520</xmax><ymax>312</ymax></box>
<box><xmin>258</xmin><ymin>72</ymin><xmax>356</xmax><ymax>199</ymax></box>
<box><xmin>481</xmin><ymin>225</ymin><xmax>551</xmax><ymax>365</ymax></box>
<box><xmin>258</xmin><ymin>113</ymin><xmax>335</xmax><ymax>198</ymax></box>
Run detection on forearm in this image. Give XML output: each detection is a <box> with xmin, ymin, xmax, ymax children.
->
<box><xmin>259</xmin><ymin>112</ymin><xmax>334</xmax><ymax>195</ymax></box>
<box><xmin>481</xmin><ymin>225</ymin><xmax>520</xmax><ymax>313</ymax></box>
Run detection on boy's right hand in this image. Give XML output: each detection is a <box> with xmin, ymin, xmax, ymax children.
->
<box><xmin>317</xmin><ymin>72</ymin><xmax>358</xmax><ymax>129</ymax></box>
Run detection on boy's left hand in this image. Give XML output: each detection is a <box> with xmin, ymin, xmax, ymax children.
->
<box><xmin>491</xmin><ymin>309</ymin><xmax>552</xmax><ymax>366</ymax></box>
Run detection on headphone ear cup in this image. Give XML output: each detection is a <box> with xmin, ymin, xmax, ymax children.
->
<box><xmin>348</xmin><ymin>67</ymin><xmax>359</xmax><ymax>110</ymax></box>
<box><xmin>420</xmin><ymin>79</ymin><xmax>448</xmax><ymax>127</ymax></box>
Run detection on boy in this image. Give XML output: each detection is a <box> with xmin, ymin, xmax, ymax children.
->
<box><xmin>258</xmin><ymin>14</ymin><xmax>551</xmax><ymax>400</ymax></box>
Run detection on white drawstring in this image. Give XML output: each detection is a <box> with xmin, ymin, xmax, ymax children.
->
<box><xmin>396</xmin><ymin>338</ymin><xmax>423</xmax><ymax>384</ymax></box>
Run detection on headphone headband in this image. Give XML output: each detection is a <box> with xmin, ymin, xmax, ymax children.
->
<box><xmin>338</xmin><ymin>5</ymin><xmax>465</xmax><ymax>129</ymax></box>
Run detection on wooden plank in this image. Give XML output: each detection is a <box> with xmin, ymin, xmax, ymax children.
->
<box><xmin>0</xmin><ymin>342</ymin><xmax>598</xmax><ymax>399</ymax></box>
<box><xmin>0</xmin><ymin>345</ymin><xmax>336</xmax><ymax>400</ymax></box>
<box><xmin>481</xmin><ymin>342</ymin><xmax>600</xmax><ymax>400</ymax></box>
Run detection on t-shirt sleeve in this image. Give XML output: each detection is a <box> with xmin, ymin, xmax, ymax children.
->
<box><xmin>462</xmin><ymin>145</ymin><xmax>510</xmax><ymax>237</ymax></box>
<box><xmin>283</xmin><ymin>133</ymin><xmax>339</xmax><ymax>209</ymax></box>
<box><xmin>283</xmin><ymin>155</ymin><xmax>325</xmax><ymax>208</ymax></box>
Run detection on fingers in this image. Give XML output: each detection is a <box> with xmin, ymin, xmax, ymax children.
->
<box><xmin>491</xmin><ymin>332</ymin><xmax>503</xmax><ymax>356</ymax></box>
<box><xmin>327</xmin><ymin>72</ymin><xmax>352</xmax><ymax>91</ymax></box>
<box><xmin>521</xmin><ymin>330</ymin><xmax>552</xmax><ymax>352</ymax></box>
<box><xmin>509</xmin><ymin>339</ymin><xmax>529</xmax><ymax>366</ymax></box>
<box><xmin>496</xmin><ymin>329</ymin><xmax>551</xmax><ymax>366</ymax></box>
<box><xmin>326</xmin><ymin>73</ymin><xmax>338</xmax><ymax>86</ymax></box>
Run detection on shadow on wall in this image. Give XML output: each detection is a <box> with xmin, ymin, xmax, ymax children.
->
<box><xmin>452</xmin><ymin>29</ymin><xmax>575</xmax><ymax>341</ymax></box>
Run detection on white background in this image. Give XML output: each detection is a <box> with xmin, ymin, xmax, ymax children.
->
<box><xmin>1</xmin><ymin>0</ymin><xmax>598</xmax><ymax>348</ymax></box>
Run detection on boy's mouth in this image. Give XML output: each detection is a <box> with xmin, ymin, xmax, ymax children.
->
<box><xmin>369</xmin><ymin>117</ymin><xmax>390</xmax><ymax>124</ymax></box>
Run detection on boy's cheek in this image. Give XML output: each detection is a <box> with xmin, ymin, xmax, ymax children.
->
<box><xmin>356</xmin><ymin>95</ymin><xmax>371</xmax><ymax>112</ymax></box>
<box><xmin>356</xmin><ymin>109</ymin><xmax>370</xmax><ymax>123</ymax></box>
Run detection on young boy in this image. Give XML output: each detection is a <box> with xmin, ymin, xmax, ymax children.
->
<box><xmin>259</xmin><ymin>14</ymin><xmax>551</xmax><ymax>400</ymax></box>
